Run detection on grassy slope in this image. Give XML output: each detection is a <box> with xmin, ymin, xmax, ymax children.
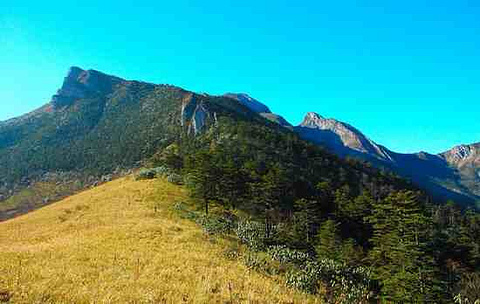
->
<box><xmin>0</xmin><ymin>177</ymin><xmax>318</xmax><ymax>303</ymax></box>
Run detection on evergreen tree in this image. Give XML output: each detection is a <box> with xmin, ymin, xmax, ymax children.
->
<box><xmin>367</xmin><ymin>191</ymin><xmax>436</xmax><ymax>302</ymax></box>
<box><xmin>315</xmin><ymin>219</ymin><xmax>341</xmax><ymax>260</ymax></box>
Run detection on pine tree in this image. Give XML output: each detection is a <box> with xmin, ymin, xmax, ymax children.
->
<box><xmin>366</xmin><ymin>191</ymin><xmax>436</xmax><ymax>302</ymax></box>
<box><xmin>315</xmin><ymin>219</ymin><xmax>340</xmax><ymax>260</ymax></box>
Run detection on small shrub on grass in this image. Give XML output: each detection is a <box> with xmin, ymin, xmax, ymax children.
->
<box><xmin>153</xmin><ymin>166</ymin><xmax>170</xmax><ymax>177</ymax></box>
<box><xmin>243</xmin><ymin>252</ymin><xmax>281</xmax><ymax>276</ymax></box>
<box><xmin>235</xmin><ymin>221</ymin><xmax>268</xmax><ymax>251</ymax></box>
<box><xmin>167</xmin><ymin>173</ymin><xmax>183</xmax><ymax>185</ymax></box>
<box><xmin>135</xmin><ymin>168</ymin><xmax>157</xmax><ymax>180</ymax></box>
<box><xmin>173</xmin><ymin>201</ymin><xmax>187</xmax><ymax>211</ymax></box>
<box><xmin>198</xmin><ymin>215</ymin><xmax>234</xmax><ymax>235</ymax></box>
<box><xmin>285</xmin><ymin>259</ymin><xmax>372</xmax><ymax>303</ymax></box>
<box><xmin>267</xmin><ymin>245</ymin><xmax>311</xmax><ymax>265</ymax></box>
<box><xmin>0</xmin><ymin>290</ymin><xmax>12</xmax><ymax>303</ymax></box>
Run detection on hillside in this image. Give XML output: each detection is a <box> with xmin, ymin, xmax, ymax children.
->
<box><xmin>0</xmin><ymin>176</ymin><xmax>318</xmax><ymax>303</ymax></box>
<box><xmin>0</xmin><ymin>66</ymin><xmax>412</xmax><ymax>220</ymax></box>
<box><xmin>0</xmin><ymin>67</ymin><xmax>267</xmax><ymax>220</ymax></box>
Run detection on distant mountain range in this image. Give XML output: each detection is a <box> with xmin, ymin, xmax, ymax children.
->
<box><xmin>0</xmin><ymin>66</ymin><xmax>478</xmax><ymax>219</ymax></box>
<box><xmin>230</xmin><ymin>96</ymin><xmax>479</xmax><ymax>206</ymax></box>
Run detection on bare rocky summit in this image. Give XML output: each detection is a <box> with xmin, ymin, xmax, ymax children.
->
<box><xmin>224</xmin><ymin>93</ymin><xmax>271</xmax><ymax>114</ymax></box>
<box><xmin>51</xmin><ymin>67</ymin><xmax>124</xmax><ymax>109</ymax></box>
<box><xmin>295</xmin><ymin>112</ymin><xmax>394</xmax><ymax>161</ymax></box>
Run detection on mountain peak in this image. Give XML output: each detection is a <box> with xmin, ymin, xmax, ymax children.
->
<box><xmin>441</xmin><ymin>142</ymin><xmax>480</xmax><ymax>164</ymax></box>
<box><xmin>51</xmin><ymin>67</ymin><xmax>124</xmax><ymax>109</ymax></box>
<box><xmin>223</xmin><ymin>93</ymin><xmax>271</xmax><ymax>114</ymax></box>
<box><xmin>301</xmin><ymin>112</ymin><xmax>327</xmax><ymax>125</ymax></box>
<box><xmin>66</xmin><ymin>66</ymin><xmax>85</xmax><ymax>79</ymax></box>
<box><xmin>297</xmin><ymin>112</ymin><xmax>393</xmax><ymax>161</ymax></box>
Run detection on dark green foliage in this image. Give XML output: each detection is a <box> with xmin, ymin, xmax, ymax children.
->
<box><xmin>166</xmin><ymin>173</ymin><xmax>183</xmax><ymax>185</ymax></box>
<box><xmin>243</xmin><ymin>252</ymin><xmax>281</xmax><ymax>276</ymax></box>
<box><xmin>135</xmin><ymin>168</ymin><xmax>157</xmax><ymax>180</ymax></box>
<box><xmin>235</xmin><ymin>221</ymin><xmax>268</xmax><ymax>251</ymax></box>
<box><xmin>315</xmin><ymin>219</ymin><xmax>341</xmax><ymax>260</ymax></box>
<box><xmin>267</xmin><ymin>245</ymin><xmax>311</xmax><ymax>265</ymax></box>
<box><xmin>285</xmin><ymin>259</ymin><xmax>372</xmax><ymax>303</ymax></box>
<box><xmin>198</xmin><ymin>215</ymin><xmax>234</xmax><ymax>235</ymax></box>
<box><xmin>366</xmin><ymin>191</ymin><xmax>436</xmax><ymax>302</ymax></box>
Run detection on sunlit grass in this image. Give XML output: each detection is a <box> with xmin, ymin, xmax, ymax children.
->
<box><xmin>0</xmin><ymin>176</ymin><xmax>319</xmax><ymax>303</ymax></box>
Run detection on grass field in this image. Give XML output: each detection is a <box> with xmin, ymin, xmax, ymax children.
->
<box><xmin>0</xmin><ymin>176</ymin><xmax>319</xmax><ymax>303</ymax></box>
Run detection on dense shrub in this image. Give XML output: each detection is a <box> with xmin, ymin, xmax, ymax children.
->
<box><xmin>167</xmin><ymin>173</ymin><xmax>183</xmax><ymax>185</ymax></box>
<box><xmin>286</xmin><ymin>259</ymin><xmax>371</xmax><ymax>303</ymax></box>
<box><xmin>153</xmin><ymin>166</ymin><xmax>170</xmax><ymax>177</ymax></box>
<box><xmin>235</xmin><ymin>221</ymin><xmax>268</xmax><ymax>251</ymax></box>
<box><xmin>135</xmin><ymin>168</ymin><xmax>157</xmax><ymax>180</ymax></box>
<box><xmin>267</xmin><ymin>245</ymin><xmax>311</xmax><ymax>265</ymax></box>
<box><xmin>243</xmin><ymin>252</ymin><xmax>280</xmax><ymax>276</ymax></box>
<box><xmin>198</xmin><ymin>216</ymin><xmax>234</xmax><ymax>235</ymax></box>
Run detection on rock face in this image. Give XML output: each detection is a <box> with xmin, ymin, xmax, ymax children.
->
<box><xmin>181</xmin><ymin>94</ymin><xmax>216</xmax><ymax>135</ymax></box>
<box><xmin>295</xmin><ymin>112</ymin><xmax>393</xmax><ymax>161</ymax></box>
<box><xmin>439</xmin><ymin>143</ymin><xmax>480</xmax><ymax>198</ymax></box>
<box><xmin>224</xmin><ymin>93</ymin><xmax>271</xmax><ymax>114</ymax></box>
<box><xmin>441</xmin><ymin>143</ymin><xmax>480</xmax><ymax>167</ymax></box>
<box><xmin>51</xmin><ymin>67</ymin><xmax>124</xmax><ymax>109</ymax></box>
<box><xmin>224</xmin><ymin>93</ymin><xmax>292</xmax><ymax>128</ymax></box>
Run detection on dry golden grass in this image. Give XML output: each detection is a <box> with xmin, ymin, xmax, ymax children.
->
<box><xmin>0</xmin><ymin>176</ymin><xmax>319</xmax><ymax>303</ymax></box>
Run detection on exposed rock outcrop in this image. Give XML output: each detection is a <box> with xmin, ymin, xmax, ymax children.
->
<box><xmin>51</xmin><ymin>66</ymin><xmax>124</xmax><ymax>109</ymax></box>
<box><xmin>181</xmin><ymin>94</ymin><xmax>217</xmax><ymax>134</ymax></box>
<box><xmin>224</xmin><ymin>93</ymin><xmax>271</xmax><ymax>114</ymax></box>
<box><xmin>295</xmin><ymin>112</ymin><xmax>394</xmax><ymax>162</ymax></box>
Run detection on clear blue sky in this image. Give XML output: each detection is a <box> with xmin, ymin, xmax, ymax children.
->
<box><xmin>1</xmin><ymin>0</ymin><xmax>479</xmax><ymax>154</ymax></box>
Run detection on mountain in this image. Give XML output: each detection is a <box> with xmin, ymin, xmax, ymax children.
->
<box><xmin>223</xmin><ymin>93</ymin><xmax>271</xmax><ymax>113</ymax></box>
<box><xmin>1</xmin><ymin>66</ymin><xmax>477</xmax><ymax>221</ymax></box>
<box><xmin>223</xmin><ymin>93</ymin><xmax>292</xmax><ymax>128</ymax></box>
<box><xmin>219</xmin><ymin>93</ymin><xmax>479</xmax><ymax>206</ymax></box>
<box><xmin>295</xmin><ymin>112</ymin><xmax>393</xmax><ymax>161</ymax></box>
<box><xmin>2</xmin><ymin>67</ymin><xmax>479</xmax><ymax>302</ymax></box>
<box><xmin>294</xmin><ymin>112</ymin><xmax>480</xmax><ymax>206</ymax></box>
<box><xmin>2</xmin><ymin>67</ymin><xmax>413</xmax><ymax>220</ymax></box>
<box><xmin>0</xmin><ymin>67</ymin><xmax>268</xmax><ymax>219</ymax></box>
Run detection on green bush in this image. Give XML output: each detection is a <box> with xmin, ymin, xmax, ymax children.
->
<box><xmin>167</xmin><ymin>173</ymin><xmax>183</xmax><ymax>185</ymax></box>
<box><xmin>235</xmin><ymin>221</ymin><xmax>267</xmax><ymax>251</ymax></box>
<box><xmin>153</xmin><ymin>166</ymin><xmax>170</xmax><ymax>177</ymax></box>
<box><xmin>223</xmin><ymin>243</ymin><xmax>242</xmax><ymax>260</ymax></box>
<box><xmin>135</xmin><ymin>168</ymin><xmax>157</xmax><ymax>180</ymax></box>
<box><xmin>198</xmin><ymin>216</ymin><xmax>234</xmax><ymax>235</ymax></box>
<box><xmin>267</xmin><ymin>245</ymin><xmax>311</xmax><ymax>265</ymax></box>
<box><xmin>243</xmin><ymin>252</ymin><xmax>280</xmax><ymax>276</ymax></box>
<box><xmin>285</xmin><ymin>259</ymin><xmax>371</xmax><ymax>303</ymax></box>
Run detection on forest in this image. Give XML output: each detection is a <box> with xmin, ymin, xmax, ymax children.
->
<box><xmin>145</xmin><ymin>113</ymin><xmax>480</xmax><ymax>303</ymax></box>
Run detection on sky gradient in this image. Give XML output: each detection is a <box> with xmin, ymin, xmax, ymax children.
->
<box><xmin>1</xmin><ymin>0</ymin><xmax>479</xmax><ymax>154</ymax></box>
